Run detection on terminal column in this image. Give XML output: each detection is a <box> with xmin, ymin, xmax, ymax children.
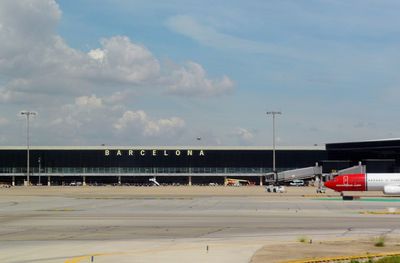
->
<box><xmin>259</xmin><ymin>176</ymin><xmax>263</xmax><ymax>186</ymax></box>
<box><xmin>188</xmin><ymin>176</ymin><xmax>192</xmax><ymax>186</ymax></box>
<box><xmin>12</xmin><ymin>176</ymin><xmax>15</xmax><ymax>186</ymax></box>
<box><xmin>118</xmin><ymin>176</ymin><xmax>121</xmax><ymax>185</ymax></box>
<box><xmin>83</xmin><ymin>176</ymin><xmax>86</xmax><ymax>186</ymax></box>
<box><xmin>47</xmin><ymin>176</ymin><xmax>51</xmax><ymax>186</ymax></box>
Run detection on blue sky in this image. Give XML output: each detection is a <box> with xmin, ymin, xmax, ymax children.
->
<box><xmin>0</xmin><ymin>0</ymin><xmax>400</xmax><ymax>146</ymax></box>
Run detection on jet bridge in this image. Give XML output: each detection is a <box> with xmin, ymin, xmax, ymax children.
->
<box><xmin>324</xmin><ymin>163</ymin><xmax>366</xmax><ymax>181</ymax></box>
<box><xmin>337</xmin><ymin>163</ymin><xmax>366</xmax><ymax>175</ymax></box>
<box><xmin>265</xmin><ymin>164</ymin><xmax>322</xmax><ymax>183</ymax></box>
<box><xmin>265</xmin><ymin>163</ymin><xmax>367</xmax><ymax>183</ymax></box>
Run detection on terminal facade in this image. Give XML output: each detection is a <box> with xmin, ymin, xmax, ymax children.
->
<box><xmin>0</xmin><ymin>138</ymin><xmax>400</xmax><ymax>186</ymax></box>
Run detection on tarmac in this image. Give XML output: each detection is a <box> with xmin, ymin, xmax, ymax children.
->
<box><xmin>1</xmin><ymin>186</ymin><xmax>400</xmax><ymax>263</ymax></box>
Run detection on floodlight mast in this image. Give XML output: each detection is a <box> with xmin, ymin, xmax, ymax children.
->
<box><xmin>20</xmin><ymin>111</ymin><xmax>37</xmax><ymax>186</ymax></box>
<box><xmin>266</xmin><ymin>111</ymin><xmax>281</xmax><ymax>185</ymax></box>
<box><xmin>38</xmin><ymin>157</ymin><xmax>41</xmax><ymax>185</ymax></box>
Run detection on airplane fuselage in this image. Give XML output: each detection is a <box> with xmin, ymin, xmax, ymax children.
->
<box><xmin>324</xmin><ymin>173</ymin><xmax>400</xmax><ymax>194</ymax></box>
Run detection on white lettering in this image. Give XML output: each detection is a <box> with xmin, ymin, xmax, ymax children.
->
<box><xmin>104</xmin><ymin>149</ymin><xmax>203</xmax><ymax>157</ymax></box>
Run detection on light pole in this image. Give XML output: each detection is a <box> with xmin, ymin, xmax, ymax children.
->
<box><xmin>20</xmin><ymin>111</ymin><xmax>37</xmax><ymax>186</ymax></box>
<box><xmin>266</xmin><ymin>111</ymin><xmax>281</xmax><ymax>184</ymax></box>
<box><xmin>38</xmin><ymin>157</ymin><xmax>41</xmax><ymax>185</ymax></box>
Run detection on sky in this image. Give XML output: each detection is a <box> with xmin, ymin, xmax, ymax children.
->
<box><xmin>1</xmin><ymin>0</ymin><xmax>400</xmax><ymax>147</ymax></box>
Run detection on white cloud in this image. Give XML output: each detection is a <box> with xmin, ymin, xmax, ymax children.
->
<box><xmin>53</xmin><ymin>96</ymin><xmax>103</xmax><ymax>130</ymax></box>
<box><xmin>166</xmin><ymin>62</ymin><xmax>234</xmax><ymax>97</ymax></box>
<box><xmin>0</xmin><ymin>0</ymin><xmax>236</xmax><ymax>145</ymax></box>
<box><xmin>88</xmin><ymin>49</ymin><xmax>105</xmax><ymax>62</ymax></box>
<box><xmin>0</xmin><ymin>0</ymin><xmax>60</xmax><ymax>56</ymax></box>
<box><xmin>114</xmin><ymin>110</ymin><xmax>185</xmax><ymax>137</ymax></box>
<box><xmin>84</xmin><ymin>36</ymin><xmax>161</xmax><ymax>85</ymax></box>
<box><xmin>75</xmin><ymin>95</ymin><xmax>103</xmax><ymax>109</ymax></box>
<box><xmin>43</xmin><ymin>94</ymin><xmax>186</xmax><ymax>145</ymax></box>
<box><xmin>0</xmin><ymin>116</ymin><xmax>8</xmax><ymax>126</ymax></box>
<box><xmin>103</xmin><ymin>90</ymin><xmax>135</xmax><ymax>104</ymax></box>
<box><xmin>0</xmin><ymin>1</ymin><xmax>232</xmax><ymax>104</ymax></box>
<box><xmin>233</xmin><ymin>128</ymin><xmax>254</xmax><ymax>142</ymax></box>
<box><xmin>166</xmin><ymin>15</ymin><xmax>296</xmax><ymax>57</ymax></box>
<box><xmin>0</xmin><ymin>88</ymin><xmax>12</xmax><ymax>102</ymax></box>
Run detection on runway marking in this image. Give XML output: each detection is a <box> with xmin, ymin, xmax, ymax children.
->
<box><xmin>314</xmin><ymin>197</ymin><xmax>400</xmax><ymax>202</ymax></box>
<box><xmin>76</xmin><ymin>197</ymin><xmax>194</xmax><ymax>200</ymax></box>
<box><xmin>38</xmin><ymin>208</ymin><xmax>79</xmax><ymax>212</ymax></box>
<box><xmin>64</xmin><ymin>241</ymin><xmax>262</xmax><ymax>263</ymax></box>
<box><xmin>358</xmin><ymin>198</ymin><xmax>400</xmax><ymax>202</ymax></box>
<box><xmin>64</xmin><ymin>252</ymin><xmax>125</xmax><ymax>263</ymax></box>
<box><xmin>360</xmin><ymin>211</ymin><xmax>400</xmax><ymax>215</ymax></box>
<box><xmin>283</xmin><ymin>251</ymin><xmax>400</xmax><ymax>263</ymax></box>
<box><xmin>302</xmin><ymin>195</ymin><xmax>336</xmax><ymax>198</ymax></box>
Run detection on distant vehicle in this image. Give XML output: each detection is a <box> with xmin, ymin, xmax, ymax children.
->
<box><xmin>225</xmin><ymin>178</ymin><xmax>255</xmax><ymax>186</ymax></box>
<box><xmin>265</xmin><ymin>185</ymin><xmax>286</xmax><ymax>193</ymax></box>
<box><xmin>149</xmin><ymin>177</ymin><xmax>160</xmax><ymax>186</ymax></box>
<box><xmin>290</xmin><ymin>179</ymin><xmax>305</xmax><ymax>186</ymax></box>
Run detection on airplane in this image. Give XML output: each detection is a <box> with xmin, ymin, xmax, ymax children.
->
<box><xmin>324</xmin><ymin>173</ymin><xmax>400</xmax><ymax>195</ymax></box>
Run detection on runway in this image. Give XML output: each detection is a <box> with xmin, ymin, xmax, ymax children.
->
<box><xmin>1</xmin><ymin>186</ymin><xmax>400</xmax><ymax>262</ymax></box>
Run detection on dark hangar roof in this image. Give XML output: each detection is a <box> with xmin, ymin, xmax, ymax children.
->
<box><xmin>326</xmin><ymin>138</ymin><xmax>400</xmax><ymax>151</ymax></box>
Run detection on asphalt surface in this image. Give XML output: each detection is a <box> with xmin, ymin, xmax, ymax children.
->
<box><xmin>1</xmin><ymin>186</ymin><xmax>400</xmax><ymax>263</ymax></box>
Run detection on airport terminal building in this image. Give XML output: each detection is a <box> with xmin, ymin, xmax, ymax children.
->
<box><xmin>0</xmin><ymin>138</ymin><xmax>400</xmax><ymax>185</ymax></box>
